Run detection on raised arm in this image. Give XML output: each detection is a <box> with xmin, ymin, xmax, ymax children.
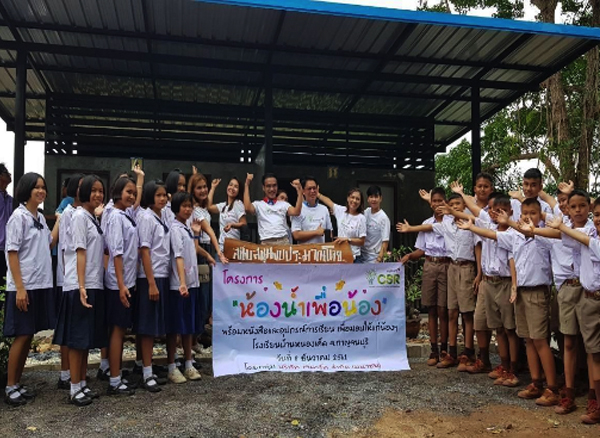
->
<box><xmin>243</xmin><ymin>173</ymin><xmax>256</xmax><ymax>215</ymax></box>
<box><xmin>207</xmin><ymin>178</ymin><xmax>221</xmax><ymax>214</ymax></box>
<box><xmin>396</xmin><ymin>220</ymin><xmax>433</xmax><ymax>234</ymax></box>
<box><xmin>538</xmin><ymin>190</ymin><xmax>557</xmax><ymax>210</ymax></box>
<box><xmin>546</xmin><ymin>214</ymin><xmax>592</xmax><ymax>247</ymax></box>
<box><xmin>456</xmin><ymin>218</ymin><xmax>497</xmax><ymax>240</ymax></box>
<box><xmin>317</xmin><ymin>191</ymin><xmax>335</xmax><ymax>214</ymax></box>
<box><xmin>287</xmin><ymin>179</ymin><xmax>303</xmax><ymax>217</ymax></box>
<box><xmin>133</xmin><ymin>165</ymin><xmax>145</xmax><ymax>209</ymax></box>
<box><xmin>450</xmin><ymin>181</ymin><xmax>482</xmax><ymax>217</ymax></box>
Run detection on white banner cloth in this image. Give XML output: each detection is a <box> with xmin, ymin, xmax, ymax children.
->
<box><xmin>213</xmin><ymin>263</ymin><xmax>409</xmax><ymax>376</ymax></box>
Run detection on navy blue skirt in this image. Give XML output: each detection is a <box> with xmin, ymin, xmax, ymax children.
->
<box><xmin>53</xmin><ymin>288</ymin><xmax>108</xmax><ymax>350</ymax></box>
<box><xmin>106</xmin><ymin>287</ymin><xmax>136</xmax><ymax>329</ymax></box>
<box><xmin>3</xmin><ymin>288</ymin><xmax>57</xmax><ymax>337</ymax></box>
<box><xmin>54</xmin><ymin>286</ymin><xmax>63</xmax><ymax>316</ymax></box>
<box><xmin>134</xmin><ymin>277</ymin><xmax>167</xmax><ymax>336</ymax></box>
<box><xmin>165</xmin><ymin>287</ymin><xmax>201</xmax><ymax>335</ymax></box>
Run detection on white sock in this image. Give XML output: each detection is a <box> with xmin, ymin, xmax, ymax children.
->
<box><xmin>185</xmin><ymin>360</ymin><xmax>194</xmax><ymax>371</ymax></box>
<box><xmin>135</xmin><ymin>360</ymin><xmax>143</xmax><ymax>367</ymax></box>
<box><xmin>100</xmin><ymin>359</ymin><xmax>109</xmax><ymax>372</ymax></box>
<box><xmin>80</xmin><ymin>380</ymin><xmax>87</xmax><ymax>389</ymax></box>
<box><xmin>70</xmin><ymin>381</ymin><xmax>83</xmax><ymax>398</ymax></box>
<box><xmin>109</xmin><ymin>376</ymin><xmax>121</xmax><ymax>388</ymax></box>
<box><xmin>142</xmin><ymin>366</ymin><xmax>153</xmax><ymax>380</ymax></box>
<box><xmin>168</xmin><ymin>363</ymin><xmax>177</xmax><ymax>373</ymax></box>
<box><xmin>5</xmin><ymin>385</ymin><xmax>20</xmax><ymax>399</ymax></box>
<box><xmin>174</xmin><ymin>353</ymin><xmax>179</xmax><ymax>360</ymax></box>
<box><xmin>60</xmin><ymin>370</ymin><xmax>71</xmax><ymax>381</ymax></box>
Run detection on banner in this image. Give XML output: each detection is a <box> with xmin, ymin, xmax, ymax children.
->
<box><xmin>223</xmin><ymin>238</ymin><xmax>354</xmax><ymax>263</ymax></box>
<box><xmin>213</xmin><ymin>263</ymin><xmax>409</xmax><ymax>376</ymax></box>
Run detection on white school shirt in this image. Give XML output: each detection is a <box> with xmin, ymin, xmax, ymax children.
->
<box><xmin>510</xmin><ymin>197</ymin><xmax>552</xmax><ymax>222</ymax></box>
<box><xmin>361</xmin><ymin>207</ymin><xmax>391</xmax><ymax>262</ymax></box>
<box><xmin>252</xmin><ymin>199</ymin><xmax>292</xmax><ymax>241</ymax></box>
<box><xmin>432</xmin><ymin>215</ymin><xmax>476</xmax><ymax>262</ymax></box>
<box><xmin>169</xmin><ymin>220</ymin><xmax>200</xmax><ymax>290</ymax></box>
<box><xmin>102</xmin><ymin>200</ymin><xmax>139</xmax><ymax>233</ymax></box>
<box><xmin>414</xmin><ymin>216</ymin><xmax>447</xmax><ymax>257</ymax></box>
<box><xmin>545</xmin><ymin>211</ymin><xmax>574</xmax><ymax>289</ymax></box>
<box><xmin>104</xmin><ymin>209</ymin><xmax>139</xmax><ymax>290</ymax></box>
<box><xmin>192</xmin><ymin>206</ymin><xmax>211</xmax><ymax>244</ymax></box>
<box><xmin>474</xmin><ymin>210</ymin><xmax>511</xmax><ymax>277</ymax></box>
<box><xmin>163</xmin><ymin>201</ymin><xmax>176</xmax><ymax>228</ymax></box>
<box><xmin>5</xmin><ymin>204</ymin><xmax>53</xmax><ymax>291</ymax></box>
<box><xmin>332</xmin><ymin>204</ymin><xmax>367</xmax><ymax>259</ymax></box>
<box><xmin>497</xmin><ymin>229</ymin><xmax>553</xmax><ymax>287</ymax></box>
<box><xmin>290</xmin><ymin>202</ymin><xmax>332</xmax><ymax>245</ymax></box>
<box><xmin>56</xmin><ymin>203</ymin><xmax>76</xmax><ymax>288</ymax></box>
<box><xmin>64</xmin><ymin>207</ymin><xmax>104</xmax><ymax>291</ymax></box>
<box><xmin>137</xmin><ymin>208</ymin><xmax>170</xmax><ymax>279</ymax></box>
<box><xmin>216</xmin><ymin>200</ymin><xmax>246</xmax><ymax>250</ymax></box>
<box><xmin>561</xmin><ymin>223</ymin><xmax>597</xmax><ymax>278</ymax></box>
<box><xmin>580</xmin><ymin>236</ymin><xmax>600</xmax><ymax>291</ymax></box>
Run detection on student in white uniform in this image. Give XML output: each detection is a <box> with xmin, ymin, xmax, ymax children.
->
<box><xmin>55</xmin><ymin>173</ymin><xmax>84</xmax><ymax>391</ymax></box>
<box><xmin>317</xmin><ymin>188</ymin><xmax>367</xmax><ymax>261</ymax></box>
<box><xmin>4</xmin><ymin>173</ymin><xmax>59</xmax><ymax>406</ymax></box>
<box><xmin>243</xmin><ymin>173</ymin><xmax>303</xmax><ymax>245</ymax></box>
<box><xmin>104</xmin><ymin>177</ymin><xmax>139</xmax><ymax>396</ymax></box>
<box><xmin>135</xmin><ymin>179</ymin><xmax>170</xmax><ymax>393</ymax></box>
<box><xmin>359</xmin><ymin>185</ymin><xmax>390</xmax><ymax>263</ymax></box>
<box><xmin>291</xmin><ymin>176</ymin><xmax>332</xmax><ymax>245</ymax></box>
<box><xmin>207</xmin><ymin>177</ymin><xmax>247</xmax><ymax>252</ymax></box>
<box><xmin>53</xmin><ymin>175</ymin><xmax>107</xmax><ymax>406</ymax></box>
<box><xmin>166</xmin><ymin>192</ymin><xmax>216</xmax><ymax>384</ymax></box>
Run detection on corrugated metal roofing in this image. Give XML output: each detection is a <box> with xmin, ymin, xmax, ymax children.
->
<box><xmin>0</xmin><ymin>0</ymin><xmax>598</xmax><ymax>167</ymax></box>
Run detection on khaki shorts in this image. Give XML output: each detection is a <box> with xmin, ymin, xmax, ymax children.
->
<box><xmin>421</xmin><ymin>260</ymin><xmax>448</xmax><ymax>308</ymax></box>
<box><xmin>557</xmin><ymin>282</ymin><xmax>583</xmax><ymax>336</ymax></box>
<box><xmin>474</xmin><ymin>282</ymin><xmax>489</xmax><ymax>331</ymax></box>
<box><xmin>549</xmin><ymin>286</ymin><xmax>560</xmax><ymax>334</ymax></box>
<box><xmin>447</xmin><ymin>262</ymin><xmax>476</xmax><ymax>313</ymax></box>
<box><xmin>577</xmin><ymin>292</ymin><xmax>600</xmax><ymax>354</ymax></box>
<box><xmin>483</xmin><ymin>277</ymin><xmax>515</xmax><ymax>330</ymax></box>
<box><xmin>515</xmin><ymin>286</ymin><xmax>550</xmax><ymax>340</ymax></box>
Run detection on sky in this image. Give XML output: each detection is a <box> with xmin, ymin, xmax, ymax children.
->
<box><xmin>0</xmin><ymin>1</ymin><xmax>559</xmax><ymax>195</ymax></box>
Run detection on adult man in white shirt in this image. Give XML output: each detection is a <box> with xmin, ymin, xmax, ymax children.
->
<box><xmin>291</xmin><ymin>176</ymin><xmax>332</xmax><ymax>244</ymax></box>
<box><xmin>244</xmin><ymin>173</ymin><xmax>303</xmax><ymax>245</ymax></box>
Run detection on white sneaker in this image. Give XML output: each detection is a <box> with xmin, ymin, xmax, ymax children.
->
<box><xmin>168</xmin><ymin>368</ymin><xmax>187</xmax><ymax>384</ymax></box>
<box><xmin>200</xmin><ymin>346</ymin><xmax>213</xmax><ymax>355</ymax></box>
<box><xmin>184</xmin><ymin>367</ymin><xmax>202</xmax><ymax>381</ymax></box>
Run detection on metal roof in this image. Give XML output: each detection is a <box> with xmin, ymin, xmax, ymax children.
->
<box><xmin>0</xmin><ymin>0</ymin><xmax>598</xmax><ymax>169</ymax></box>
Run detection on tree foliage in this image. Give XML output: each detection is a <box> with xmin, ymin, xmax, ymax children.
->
<box><xmin>426</xmin><ymin>0</ymin><xmax>600</xmax><ymax>194</ymax></box>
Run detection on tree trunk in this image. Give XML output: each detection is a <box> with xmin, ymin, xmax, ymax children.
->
<box><xmin>578</xmin><ymin>0</ymin><xmax>600</xmax><ymax>189</ymax></box>
<box><xmin>532</xmin><ymin>0</ymin><xmax>574</xmax><ymax>182</ymax></box>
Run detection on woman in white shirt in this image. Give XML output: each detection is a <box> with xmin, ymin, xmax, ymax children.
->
<box><xmin>317</xmin><ymin>188</ymin><xmax>367</xmax><ymax>261</ymax></box>
<box><xmin>207</xmin><ymin>177</ymin><xmax>247</xmax><ymax>252</ymax></box>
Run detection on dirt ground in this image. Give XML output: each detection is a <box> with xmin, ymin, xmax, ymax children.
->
<box><xmin>1</xmin><ymin>359</ymin><xmax>599</xmax><ymax>437</ymax></box>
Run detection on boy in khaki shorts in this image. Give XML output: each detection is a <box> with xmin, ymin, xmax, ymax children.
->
<box><xmin>546</xmin><ymin>195</ymin><xmax>600</xmax><ymax>425</ymax></box>
<box><xmin>452</xmin><ymin>193</ymin><xmax>520</xmax><ymax>386</ymax></box>
<box><xmin>398</xmin><ymin>193</ymin><xmax>480</xmax><ymax>369</ymax></box>
<box><xmin>463</xmin><ymin>198</ymin><xmax>559</xmax><ymax>406</ymax></box>
<box><xmin>401</xmin><ymin>187</ymin><xmax>449</xmax><ymax>366</ymax></box>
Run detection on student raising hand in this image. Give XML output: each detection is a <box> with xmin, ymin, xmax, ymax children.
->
<box><xmin>545</xmin><ymin>214</ymin><xmax>564</xmax><ymax>230</ymax></box>
<box><xmin>557</xmin><ymin>180</ymin><xmax>574</xmax><ymax>195</ymax></box>
<box><xmin>450</xmin><ymin>181</ymin><xmax>464</xmax><ymax>194</ymax></box>
<box><xmin>418</xmin><ymin>189</ymin><xmax>431</xmax><ymax>203</ymax></box>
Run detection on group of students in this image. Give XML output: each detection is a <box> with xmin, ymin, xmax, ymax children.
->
<box><xmin>398</xmin><ymin>168</ymin><xmax>600</xmax><ymax>425</ymax></box>
<box><xmin>2</xmin><ymin>165</ymin><xmax>392</xmax><ymax>408</ymax></box>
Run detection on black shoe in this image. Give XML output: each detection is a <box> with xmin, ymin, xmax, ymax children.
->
<box><xmin>57</xmin><ymin>378</ymin><xmax>70</xmax><ymax>390</ymax></box>
<box><xmin>68</xmin><ymin>389</ymin><xmax>93</xmax><ymax>407</ymax></box>
<box><xmin>141</xmin><ymin>376</ymin><xmax>162</xmax><ymax>393</ymax></box>
<box><xmin>15</xmin><ymin>384</ymin><xmax>36</xmax><ymax>400</ymax></box>
<box><xmin>153</xmin><ymin>364</ymin><xmax>168</xmax><ymax>377</ymax></box>
<box><xmin>122</xmin><ymin>376</ymin><xmax>139</xmax><ymax>390</ymax></box>
<box><xmin>4</xmin><ymin>388</ymin><xmax>28</xmax><ymax>406</ymax></box>
<box><xmin>155</xmin><ymin>376</ymin><xmax>168</xmax><ymax>386</ymax></box>
<box><xmin>107</xmin><ymin>382</ymin><xmax>135</xmax><ymax>396</ymax></box>
<box><xmin>132</xmin><ymin>364</ymin><xmax>143</xmax><ymax>375</ymax></box>
<box><xmin>82</xmin><ymin>386</ymin><xmax>99</xmax><ymax>399</ymax></box>
<box><xmin>96</xmin><ymin>368</ymin><xmax>110</xmax><ymax>381</ymax></box>
<box><xmin>192</xmin><ymin>361</ymin><xmax>202</xmax><ymax>371</ymax></box>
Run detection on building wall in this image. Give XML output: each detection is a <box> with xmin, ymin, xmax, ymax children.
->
<box><xmin>45</xmin><ymin>155</ymin><xmax>434</xmax><ymax>249</ymax></box>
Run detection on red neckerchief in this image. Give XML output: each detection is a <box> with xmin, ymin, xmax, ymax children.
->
<box><xmin>263</xmin><ymin>197</ymin><xmax>277</xmax><ymax>205</ymax></box>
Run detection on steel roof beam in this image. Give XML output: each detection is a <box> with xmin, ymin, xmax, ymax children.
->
<box><xmin>0</xmin><ymin>40</ymin><xmax>538</xmax><ymax>90</ymax></box>
<box><xmin>1</xmin><ymin>19</ymin><xmax>549</xmax><ymax>73</ymax></box>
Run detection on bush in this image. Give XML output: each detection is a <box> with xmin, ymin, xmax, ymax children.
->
<box><xmin>0</xmin><ymin>280</ymin><xmax>11</xmax><ymax>381</ymax></box>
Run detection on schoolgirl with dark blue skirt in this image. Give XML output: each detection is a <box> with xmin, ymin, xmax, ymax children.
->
<box><xmin>54</xmin><ymin>174</ymin><xmax>84</xmax><ymax>391</ymax></box>
<box><xmin>135</xmin><ymin>180</ymin><xmax>169</xmax><ymax>392</ymax></box>
<box><xmin>103</xmin><ymin>176</ymin><xmax>139</xmax><ymax>396</ymax></box>
<box><xmin>4</xmin><ymin>173</ymin><xmax>59</xmax><ymax>406</ymax></box>
<box><xmin>166</xmin><ymin>192</ymin><xmax>215</xmax><ymax>384</ymax></box>
<box><xmin>53</xmin><ymin>174</ymin><xmax>107</xmax><ymax>406</ymax></box>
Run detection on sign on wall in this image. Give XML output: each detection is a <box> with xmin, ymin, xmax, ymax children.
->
<box><xmin>213</xmin><ymin>263</ymin><xmax>409</xmax><ymax>376</ymax></box>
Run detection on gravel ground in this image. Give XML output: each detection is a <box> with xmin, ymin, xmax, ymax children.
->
<box><xmin>3</xmin><ymin>357</ymin><xmax>595</xmax><ymax>438</ymax></box>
